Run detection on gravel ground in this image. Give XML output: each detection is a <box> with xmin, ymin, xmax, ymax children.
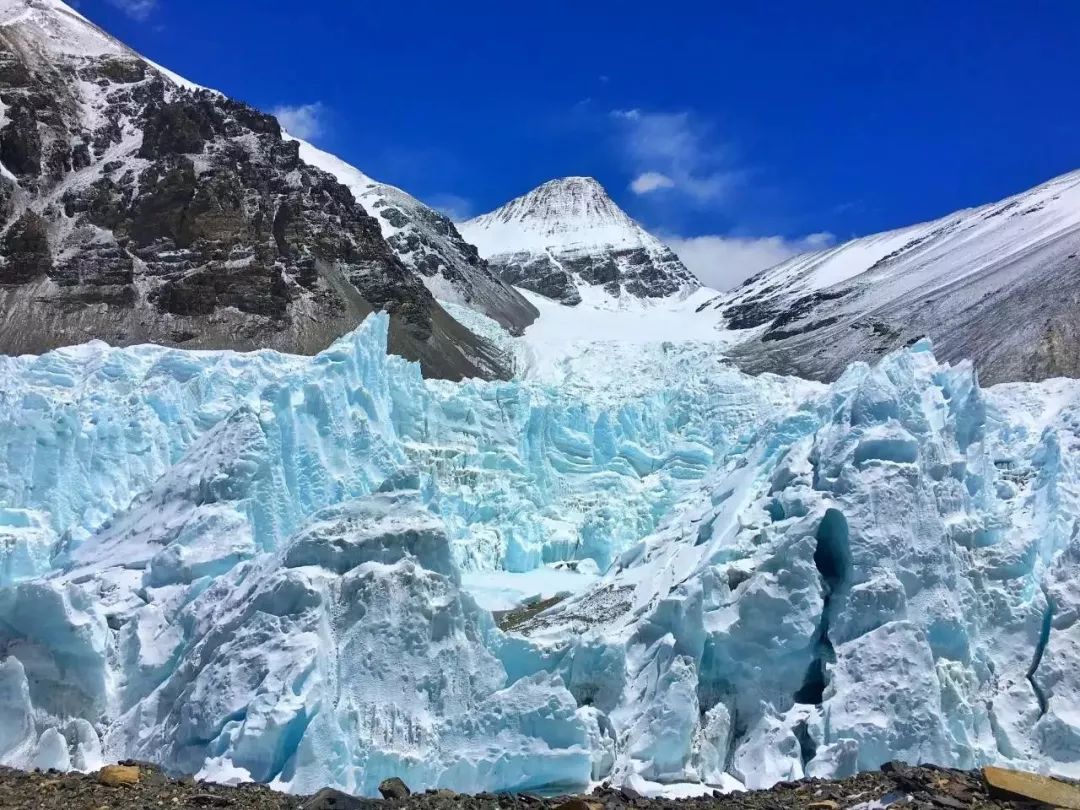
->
<box><xmin>0</xmin><ymin>760</ymin><xmax>1059</xmax><ymax>810</ymax></box>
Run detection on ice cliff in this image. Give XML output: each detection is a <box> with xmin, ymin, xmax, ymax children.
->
<box><xmin>501</xmin><ymin>340</ymin><xmax>1080</xmax><ymax>793</ymax></box>
<box><xmin>0</xmin><ymin>314</ymin><xmax>1078</xmax><ymax>796</ymax></box>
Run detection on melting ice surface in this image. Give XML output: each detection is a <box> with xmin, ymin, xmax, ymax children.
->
<box><xmin>1</xmin><ymin>311</ymin><xmax>1080</xmax><ymax>796</ymax></box>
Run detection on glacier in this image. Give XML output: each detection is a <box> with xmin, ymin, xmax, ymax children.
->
<box><xmin>0</xmin><ymin>311</ymin><xmax>1079</xmax><ymax>796</ymax></box>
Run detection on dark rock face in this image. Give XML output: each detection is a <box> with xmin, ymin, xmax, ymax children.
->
<box><xmin>486</xmin><ymin>245</ymin><xmax>694</xmax><ymax>307</ymax></box>
<box><xmin>0</xmin><ymin>5</ymin><xmax>508</xmax><ymax>381</ymax></box>
<box><xmin>0</xmin><ymin>101</ymin><xmax>41</xmax><ymax>177</ymax></box>
<box><xmin>487</xmin><ymin>251</ymin><xmax>582</xmax><ymax>305</ymax></box>
<box><xmin>356</xmin><ymin>181</ymin><xmax>538</xmax><ymax>334</ymax></box>
<box><xmin>0</xmin><ymin>210</ymin><xmax>50</xmax><ymax>282</ymax></box>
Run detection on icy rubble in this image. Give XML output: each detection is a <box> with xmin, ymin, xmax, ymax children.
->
<box><xmin>0</xmin><ymin>314</ymin><xmax>1079</xmax><ymax>795</ymax></box>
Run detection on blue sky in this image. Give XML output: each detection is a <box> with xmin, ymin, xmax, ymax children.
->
<box><xmin>80</xmin><ymin>0</ymin><xmax>1080</xmax><ymax>287</ymax></box>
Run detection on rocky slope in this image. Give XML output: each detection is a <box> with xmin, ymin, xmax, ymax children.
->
<box><xmin>715</xmin><ymin>168</ymin><xmax>1080</xmax><ymax>385</ymax></box>
<box><xmin>292</xmin><ymin>140</ymin><xmax>538</xmax><ymax>335</ymax></box>
<box><xmin>0</xmin><ymin>0</ymin><xmax>508</xmax><ymax>380</ymax></box>
<box><xmin>459</xmin><ymin>177</ymin><xmax>698</xmax><ymax>305</ymax></box>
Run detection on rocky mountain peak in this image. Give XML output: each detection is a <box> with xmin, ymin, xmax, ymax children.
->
<box><xmin>459</xmin><ymin>176</ymin><xmax>699</xmax><ymax>306</ymax></box>
<box><xmin>466</xmin><ymin>176</ymin><xmax>638</xmax><ymax>243</ymax></box>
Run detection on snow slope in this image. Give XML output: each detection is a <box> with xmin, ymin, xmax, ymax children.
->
<box><xmin>513</xmin><ymin>286</ymin><xmax>739</xmax><ymax>386</ymax></box>
<box><xmin>459</xmin><ymin>177</ymin><xmax>699</xmax><ymax>306</ymax></box>
<box><xmin>0</xmin><ymin>0</ymin><xmax>127</xmax><ymax>57</ymax></box>
<box><xmin>718</xmin><ymin>169</ymin><xmax>1080</xmax><ymax>384</ymax></box>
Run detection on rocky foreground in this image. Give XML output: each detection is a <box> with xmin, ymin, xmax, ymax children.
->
<box><xmin>1</xmin><ymin>762</ymin><xmax>1079</xmax><ymax>810</ymax></box>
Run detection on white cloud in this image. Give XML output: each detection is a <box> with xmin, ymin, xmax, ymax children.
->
<box><xmin>611</xmin><ymin>109</ymin><xmax>738</xmax><ymax>203</ymax></box>
<box><xmin>630</xmin><ymin>171</ymin><xmax>675</xmax><ymax>195</ymax></box>
<box><xmin>425</xmin><ymin>193</ymin><xmax>475</xmax><ymax>222</ymax></box>
<box><xmin>271</xmin><ymin>102</ymin><xmax>328</xmax><ymax>142</ymax></box>
<box><xmin>665</xmin><ymin>232</ymin><xmax>835</xmax><ymax>290</ymax></box>
<box><xmin>105</xmin><ymin>0</ymin><xmax>157</xmax><ymax>19</ymax></box>
<box><xmin>606</xmin><ymin>106</ymin><xmax>832</xmax><ymax>287</ymax></box>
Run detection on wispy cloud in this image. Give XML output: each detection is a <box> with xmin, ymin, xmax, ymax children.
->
<box><xmin>271</xmin><ymin>102</ymin><xmax>328</xmax><ymax>142</ymax></box>
<box><xmin>425</xmin><ymin>193</ymin><xmax>475</xmax><ymax>222</ymax></box>
<box><xmin>664</xmin><ymin>232</ymin><xmax>835</xmax><ymax>290</ymax></box>
<box><xmin>603</xmin><ymin>106</ymin><xmax>830</xmax><ymax>287</ymax></box>
<box><xmin>105</xmin><ymin>0</ymin><xmax>157</xmax><ymax>20</ymax></box>
<box><xmin>630</xmin><ymin>171</ymin><xmax>675</xmax><ymax>194</ymax></box>
<box><xmin>612</xmin><ymin>109</ymin><xmax>740</xmax><ymax>204</ymax></box>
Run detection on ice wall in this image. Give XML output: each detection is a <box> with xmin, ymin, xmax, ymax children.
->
<box><xmin>0</xmin><ymin>313</ymin><xmax>804</xmax><ymax>792</ymax></box>
<box><xmin>0</xmin><ymin>315</ymin><xmax>803</xmax><ymax>575</ymax></box>
<box><xmin>2</xmin><ymin>314</ymin><xmax>1078</xmax><ymax>795</ymax></box>
<box><xmin>499</xmin><ymin>341</ymin><xmax>1080</xmax><ymax>792</ymax></box>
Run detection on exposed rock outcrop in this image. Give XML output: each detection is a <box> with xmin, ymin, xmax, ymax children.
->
<box><xmin>290</xmin><ymin>141</ymin><xmax>538</xmax><ymax>335</ymax></box>
<box><xmin>0</xmin><ymin>0</ymin><xmax>508</xmax><ymax>380</ymax></box>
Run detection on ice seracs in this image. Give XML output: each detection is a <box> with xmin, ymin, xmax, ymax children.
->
<box><xmin>501</xmin><ymin>338</ymin><xmax>1080</xmax><ymax>791</ymax></box>
<box><xmin>459</xmin><ymin>177</ymin><xmax>699</xmax><ymax>305</ymax></box>
<box><xmin>3</xmin><ymin>308</ymin><xmax>1080</xmax><ymax>794</ymax></box>
<box><xmin>0</xmin><ymin>311</ymin><xmax>813</xmax><ymax>792</ymax></box>
<box><xmin>114</xmin><ymin>493</ymin><xmax>592</xmax><ymax>795</ymax></box>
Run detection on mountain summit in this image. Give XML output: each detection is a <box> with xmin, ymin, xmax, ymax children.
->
<box><xmin>459</xmin><ymin>177</ymin><xmax>698</xmax><ymax>305</ymax></box>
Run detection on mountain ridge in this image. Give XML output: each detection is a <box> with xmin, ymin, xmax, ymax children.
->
<box><xmin>0</xmin><ymin>0</ymin><xmax>515</xmax><ymax>380</ymax></box>
<box><xmin>715</xmin><ymin>167</ymin><xmax>1080</xmax><ymax>385</ymax></box>
<box><xmin>293</xmin><ymin>139</ymin><xmax>538</xmax><ymax>336</ymax></box>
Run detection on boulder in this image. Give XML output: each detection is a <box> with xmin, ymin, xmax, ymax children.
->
<box><xmin>983</xmin><ymin>766</ymin><xmax>1080</xmax><ymax>809</ymax></box>
<box><xmin>97</xmin><ymin>764</ymin><xmax>140</xmax><ymax>786</ymax></box>
<box><xmin>377</xmin><ymin>777</ymin><xmax>411</xmax><ymax>800</ymax></box>
<box><xmin>302</xmin><ymin>787</ymin><xmax>365</xmax><ymax>809</ymax></box>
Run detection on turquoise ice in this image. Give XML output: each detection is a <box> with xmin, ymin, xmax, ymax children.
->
<box><xmin>0</xmin><ymin>316</ymin><xmax>1077</xmax><ymax>796</ymax></box>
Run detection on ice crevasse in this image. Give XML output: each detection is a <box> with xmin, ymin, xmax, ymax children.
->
<box><xmin>0</xmin><ymin>313</ymin><xmax>1078</xmax><ymax>795</ymax></box>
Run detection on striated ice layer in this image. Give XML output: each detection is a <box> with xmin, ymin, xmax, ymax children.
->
<box><xmin>3</xmin><ymin>313</ymin><xmax>1080</xmax><ymax>795</ymax></box>
<box><xmin>0</xmin><ymin>313</ymin><xmax>805</xmax><ymax>576</ymax></box>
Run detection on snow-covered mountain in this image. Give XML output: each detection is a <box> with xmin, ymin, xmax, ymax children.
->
<box><xmin>0</xmin><ymin>0</ymin><xmax>514</xmax><ymax>380</ymax></box>
<box><xmin>716</xmin><ymin>168</ymin><xmax>1080</xmax><ymax>385</ymax></box>
<box><xmin>459</xmin><ymin>176</ymin><xmax>699</xmax><ymax>305</ymax></box>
